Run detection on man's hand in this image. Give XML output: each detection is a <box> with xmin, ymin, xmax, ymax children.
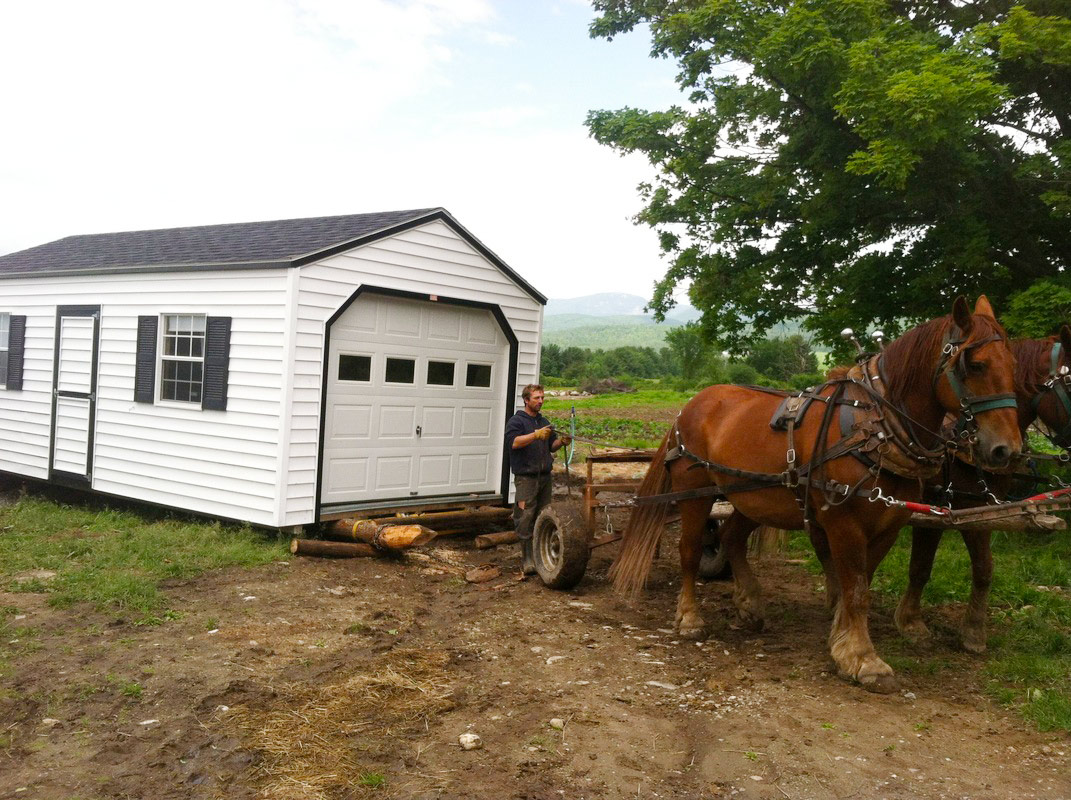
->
<box><xmin>532</xmin><ymin>425</ymin><xmax>553</xmax><ymax>441</ymax></box>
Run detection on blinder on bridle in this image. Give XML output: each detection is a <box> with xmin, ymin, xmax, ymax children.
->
<box><xmin>935</xmin><ymin>327</ymin><xmax>1018</xmax><ymax>445</ymax></box>
<box><xmin>1030</xmin><ymin>341</ymin><xmax>1071</xmax><ymax>449</ymax></box>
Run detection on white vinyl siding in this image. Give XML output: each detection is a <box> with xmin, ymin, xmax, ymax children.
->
<box><xmin>0</xmin><ymin>270</ymin><xmax>289</xmax><ymax>525</ymax></box>
<box><xmin>284</xmin><ymin>219</ymin><xmax>541</xmax><ymax>525</ymax></box>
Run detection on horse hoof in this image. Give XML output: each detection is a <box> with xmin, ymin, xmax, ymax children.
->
<box><xmin>897</xmin><ymin>620</ymin><xmax>933</xmax><ymax>644</ymax></box>
<box><xmin>736</xmin><ymin>610</ymin><xmax>765</xmax><ymax>632</ymax></box>
<box><xmin>859</xmin><ymin>672</ymin><xmax>899</xmax><ymax>694</ymax></box>
<box><xmin>961</xmin><ymin>632</ymin><xmax>987</xmax><ymax>654</ymax></box>
<box><xmin>679</xmin><ymin>625</ymin><xmax>706</xmax><ymax>640</ymax></box>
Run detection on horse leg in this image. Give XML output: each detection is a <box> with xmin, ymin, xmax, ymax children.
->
<box><xmin>808</xmin><ymin>525</ymin><xmax>839</xmax><ymax>612</ymax></box>
<box><xmin>675</xmin><ymin>497</ymin><xmax>715</xmax><ymax>639</ymax></box>
<box><xmin>894</xmin><ymin>528</ymin><xmax>942</xmax><ymax>643</ymax></box>
<box><xmin>826</xmin><ymin>518</ymin><xmax>898</xmax><ymax>694</ymax></box>
<box><xmin>960</xmin><ymin>530</ymin><xmax>993</xmax><ymax>654</ymax></box>
<box><xmin>722</xmin><ymin>511</ymin><xmax>764</xmax><ymax>631</ymax></box>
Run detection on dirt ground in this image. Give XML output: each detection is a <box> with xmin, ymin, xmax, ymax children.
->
<box><xmin>2</xmin><ymin>478</ymin><xmax>1070</xmax><ymax>799</ymax></box>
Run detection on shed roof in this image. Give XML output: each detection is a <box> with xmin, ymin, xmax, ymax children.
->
<box><xmin>0</xmin><ymin>208</ymin><xmax>546</xmax><ymax>303</ymax></box>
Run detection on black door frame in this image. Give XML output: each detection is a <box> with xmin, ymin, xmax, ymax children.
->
<box><xmin>49</xmin><ymin>305</ymin><xmax>101</xmax><ymax>488</ymax></box>
<box><xmin>315</xmin><ymin>286</ymin><xmax>519</xmax><ymax>519</ymax></box>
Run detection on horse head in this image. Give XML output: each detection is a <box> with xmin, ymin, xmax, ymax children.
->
<box><xmin>934</xmin><ymin>295</ymin><xmax>1021</xmax><ymax>469</ymax></box>
<box><xmin>1019</xmin><ymin>324</ymin><xmax>1071</xmax><ymax>448</ymax></box>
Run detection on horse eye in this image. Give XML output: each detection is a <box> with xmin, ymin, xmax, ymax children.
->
<box><xmin>967</xmin><ymin>359</ymin><xmax>986</xmax><ymax>375</ymax></box>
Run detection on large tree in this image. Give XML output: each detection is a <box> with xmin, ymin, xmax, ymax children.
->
<box><xmin>587</xmin><ymin>0</ymin><xmax>1071</xmax><ymax>352</ymax></box>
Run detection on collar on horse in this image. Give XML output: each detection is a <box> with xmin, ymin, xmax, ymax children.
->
<box><xmin>1030</xmin><ymin>341</ymin><xmax>1071</xmax><ymax>448</ymax></box>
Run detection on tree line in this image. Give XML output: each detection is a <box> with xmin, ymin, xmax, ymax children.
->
<box><xmin>541</xmin><ymin>327</ymin><xmax>821</xmax><ymax>390</ymax></box>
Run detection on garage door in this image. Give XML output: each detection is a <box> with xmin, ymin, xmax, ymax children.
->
<box><xmin>321</xmin><ymin>293</ymin><xmax>510</xmax><ymax>508</ymax></box>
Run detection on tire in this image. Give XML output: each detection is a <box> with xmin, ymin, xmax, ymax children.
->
<box><xmin>698</xmin><ymin>519</ymin><xmax>732</xmax><ymax>580</ymax></box>
<box><xmin>532</xmin><ymin>504</ymin><xmax>591</xmax><ymax>590</ymax></box>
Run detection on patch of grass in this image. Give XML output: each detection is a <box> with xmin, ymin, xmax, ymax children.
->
<box><xmin>344</xmin><ymin>622</ymin><xmax>369</xmax><ymax>635</ymax></box>
<box><xmin>543</xmin><ymin>388</ymin><xmax>693</xmax><ymax>413</ymax></box>
<box><xmin>357</xmin><ymin>771</ymin><xmax>386</xmax><ymax>788</ymax></box>
<box><xmin>870</xmin><ymin>528</ymin><xmax>1071</xmax><ymax>731</ymax></box>
<box><xmin>122</xmin><ymin>682</ymin><xmax>143</xmax><ymax>700</ymax></box>
<box><xmin>0</xmin><ymin>496</ymin><xmax>289</xmax><ymax>615</ymax></box>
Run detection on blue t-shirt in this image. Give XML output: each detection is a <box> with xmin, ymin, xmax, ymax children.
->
<box><xmin>504</xmin><ymin>410</ymin><xmax>554</xmax><ymax>476</ymax></box>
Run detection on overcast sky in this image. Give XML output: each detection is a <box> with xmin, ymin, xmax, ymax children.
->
<box><xmin>0</xmin><ymin>0</ymin><xmax>683</xmax><ymax>300</ymax></box>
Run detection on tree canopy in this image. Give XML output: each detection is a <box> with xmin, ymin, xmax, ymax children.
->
<box><xmin>587</xmin><ymin>0</ymin><xmax>1071</xmax><ymax>352</ymax></box>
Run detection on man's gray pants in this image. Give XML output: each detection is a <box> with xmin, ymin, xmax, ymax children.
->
<box><xmin>512</xmin><ymin>473</ymin><xmax>553</xmax><ymax>540</ymax></box>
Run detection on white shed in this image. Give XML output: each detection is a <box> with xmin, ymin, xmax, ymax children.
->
<box><xmin>0</xmin><ymin>208</ymin><xmax>545</xmax><ymax>529</ymax></box>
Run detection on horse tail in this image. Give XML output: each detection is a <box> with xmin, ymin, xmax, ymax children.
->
<box><xmin>608</xmin><ymin>429</ymin><xmax>674</xmax><ymax>597</ymax></box>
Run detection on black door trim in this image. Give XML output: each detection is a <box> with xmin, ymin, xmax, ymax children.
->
<box><xmin>315</xmin><ymin>286</ymin><xmax>519</xmax><ymax>520</ymax></box>
<box><xmin>49</xmin><ymin>305</ymin><xmax>101</xmax><ymax>488</ymax></box>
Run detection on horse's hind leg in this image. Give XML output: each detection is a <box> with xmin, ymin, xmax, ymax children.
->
<box><xmin>676</xmin><ymin>497</ymin><xmax>716</xmax><ymax>639</ymax></box>
<box><xmin>894</xmin><ymin>527</ymin><xmax>943</xmax><ymax>643</ymax></box>
<box><xmin>827</xmin><ymin>517</ymin><xmax>898</xmax><ymax>693</ymax></box>
<box><xmin>722</xmin><ymin>511</ymin><xmax>763</xmax><ymax>630</ymax></box>
<box><xmin>960</xmin><ymin>530</ymin><xmax>993</xmax><ymax>653</ymax></box>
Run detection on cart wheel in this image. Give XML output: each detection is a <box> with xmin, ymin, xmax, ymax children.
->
<box><xmin>532</xmin><ymin>504</ymin><xmax>591</xmax><ymax>590</ymax></box>
<box><xmin>698</xmin><ymin>519</ymin><xmax>732</xmax><ymax>580</ymax></box>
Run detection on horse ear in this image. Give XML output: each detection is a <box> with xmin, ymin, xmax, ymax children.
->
<box><xmin>973</xmin><ymin>294</ymin><xmax>997</xmax><ymax>319</ymax></box>
<box><xmin>1060</xmin><ymin>324</ymin><xmax>1071</xmax><ymax>359</ymax></box>
<box><xmin>952</xmin><ymin>295</ymin><xmax>973</xmax><ymax>333</ymax></box>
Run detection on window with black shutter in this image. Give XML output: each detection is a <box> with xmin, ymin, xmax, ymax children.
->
<box><xmin>201</xmin><ymin>316</ymin><xmax>231</xmax><ymax>411</ymax></box>
<box><xmin>134</xmin><ymin>315</ymin><xmax>159</xmax><ymax>402</ymax></box>
<box><xmin>5</xmin><ymin>315</ymin><xmax>25</xmax><ymax>390</ymax></box>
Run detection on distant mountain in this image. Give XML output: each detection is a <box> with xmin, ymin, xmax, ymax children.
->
<box><xmin>541</xmin><ymin>294</ymin><xmax>693</xmax><ymax>350</ymax></box>
<box><xmin>545</xmin><ymin>292</ymin><xmax>700</xmax><ymax>322</ymax></box>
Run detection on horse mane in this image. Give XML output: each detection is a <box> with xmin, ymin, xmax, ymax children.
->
<box><xmin>826</xmin><ymin>365</ymin><xmax>851</xmax><ymax>381</ymax></box>
<box><xmin>881</xmin><ymin>312</ymin><xmax>1009</xmax><ymax>407</ymax></box>
<box><xmin>1011</xmin><ymin>337</ymin><xmax>1057</xmax><ymax>396</ymax></box>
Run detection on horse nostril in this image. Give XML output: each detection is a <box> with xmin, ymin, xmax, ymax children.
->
<box><xmin>991</xmin><ymin>445</ymin><xmax>1011</xmax><ymax>464</ymax></box>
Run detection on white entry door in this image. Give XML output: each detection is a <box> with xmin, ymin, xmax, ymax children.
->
<box><xmin>50</xmin><ymin>306</ymin><xmax>100</xmax><ymax>484</ymax></box>
<box><xmin>322</xmin><ymin>293</ymin><xmax>510</xmax><ymax>508</ymax></box>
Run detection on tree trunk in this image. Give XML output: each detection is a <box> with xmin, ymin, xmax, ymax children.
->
<box><xmin>290</xmin><ymin>539</ymin><xmax>377</xmax><ymax>558</ymax></box>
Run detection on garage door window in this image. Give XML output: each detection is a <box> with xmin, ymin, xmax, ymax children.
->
<box><xmin>339</xmin><ymin>354</ymin><xmax>371</xmax><ymax>382</ymax></box>
<box><xmin>427</xmin><ymin>360</ymin><xmax>455</xmax><ymax>386</ymax></box>
<box><xmin>385</xmin><ymin>357</ymin><xmax>415</xmax><ymax>384</ymax></box>
<box><xmin>161</xmin><ymin>314</ymin><xmax>206</xmax><ymax>403</ymax></box>
<box><xmin>466</xmin><ymin>363</ymin><xmax>492</xmax><ymax>388</ymax></box>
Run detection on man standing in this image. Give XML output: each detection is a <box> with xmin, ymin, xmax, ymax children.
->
<box><xmin>504</xmin><ymin>384</ymin><xmax>570</xmax><ymax>577</ymax></box>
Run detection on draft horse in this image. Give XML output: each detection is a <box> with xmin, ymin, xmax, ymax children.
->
<box><xmin>610</xmin><ymin>297</ymin><xmax>1021</xmax><ymax>693</ymax></box>
<box><xmin>895</xmin><ymin>326</ymin><xmax>1071</xmax><ymax>653</ymax></box>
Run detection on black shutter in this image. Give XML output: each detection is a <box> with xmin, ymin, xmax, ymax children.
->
<box><xmin>6</xmin><ymin>315</ymin><xmax>26</xmax><ymax>390</ymax></box>
<box><xmin>134</xmin><ymin>315</ymin><xmax>158</xmax><ymax>403</ymax></box>
<box><xmin>202</xmin><ymin>316</ymin><xmax>231</xmax><ymax>411</ymax></box>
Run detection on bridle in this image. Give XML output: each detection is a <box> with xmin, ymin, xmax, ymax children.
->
<box><xmin>935</xmin><ymin>328</ymin><xmax>1019</xmax><ymax>446</ymax></box>
<box><xmin>1030</xmin><ymin>341</ymin><xmax>1071</xmax><ymax>449</ymax></box>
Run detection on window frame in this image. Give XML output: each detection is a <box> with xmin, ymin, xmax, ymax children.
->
<box><xmin>0</xmin><ymin>312</ymin><xmax>8</xmax><ymax>388</ymax></box>
<box><xmin>338</xmin><ymin>351</ymin><xmax>374</xmax><ymax>383</ymax></box>
<box><xmin>465</xmin><ymin>361</ymin><xmax>493</xmax><ymax>389</ymax></box>
<box><xmin>158</xmin><ymin>313</ymin><xmax>207</xmax><ymax>405</ymax></box>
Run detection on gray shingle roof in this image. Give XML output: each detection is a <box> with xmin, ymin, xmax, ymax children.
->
<box><xmin>0</xmin><ymin>208</ymin><xmax>440</xmax><ymax>275</ymax></box>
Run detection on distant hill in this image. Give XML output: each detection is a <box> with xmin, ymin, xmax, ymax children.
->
<box><xmin>542</xmin><ymin>293</ymin><xmax>698</xmax><ymax>349</ymax></box>
<box><xmin>540</xmin><ymin>292</ymin><xmax>825</xmax><ymax>351</ymax></box>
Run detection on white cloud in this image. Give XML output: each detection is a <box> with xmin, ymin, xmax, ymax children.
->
<box><xmin>0</xmin><ymin>0</ymin><xmax>671</xmax><ymax>299</ymax></box>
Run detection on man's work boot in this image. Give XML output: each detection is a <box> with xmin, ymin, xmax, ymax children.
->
<box><xmin>520</xmin><ymin>537</ymin><xmax>537</xmax><ymax>577</ymax></box>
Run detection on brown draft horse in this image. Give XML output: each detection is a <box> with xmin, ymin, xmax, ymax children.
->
<box><xmin>610</xmin><ymin>297</ymin><xmax>1021</xmax><ymax>693</ymax></box>
<box><xmin>895</xmin><ymin>326</ymin><xmax>1071</xmax><ymax>653</ymax></box>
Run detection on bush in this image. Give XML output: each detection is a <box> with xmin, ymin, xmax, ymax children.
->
<box><xmin>726</xmin><ymin>362</ymin><xmax>761</xmax><ymax>385</ymax></box>
<box><xmin>789</xmin><ymin>372</ymin><xmax>826</xmax><ymax>390</ymax></box>
<box><xmin>581</xmin><ymin>377</ymin><xmax>636</xmax><ymax>394</ymax></box>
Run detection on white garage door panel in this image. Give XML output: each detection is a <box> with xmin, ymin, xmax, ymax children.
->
<box><xmin>457</xmin><ymin>453</ymin><xmax>490</xmax><ymax>485</ymax></box>
<box><xmin>421</xmin><ymin>407</ymin><xmax>456</xmax><ymax>437</ymax></box>
<box><xmin>376</xmin><ymin>456</ymin><xmax>413</xmax><ymax>490</ymax></box>
<box><xmin>53</xmin><ymin>397</ymin><xmax>91</xmax><ymax>474</ymax></box>
<box><xmin>460</xmin><ymin>408</ymin><xmax>492</xmax><ymax>438</ymax></box>
<box><xmin>327</xmin><ymin>457</ymin><xmax>369</xmax><ymax>493</ymax></box>
<box><xmin>322</xmin><ymin>294</ymin><xmax>508</xmax><ymax>506</ymax></box>
<box><xmin>331</xmin><ymin>405</ymin><xmax>372</xmax><ymax>439</ymax></box>
<box><xmin>380</xmin><ymin>406</ymin><xmax>416</xmax><ymax>437</ymax></box>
